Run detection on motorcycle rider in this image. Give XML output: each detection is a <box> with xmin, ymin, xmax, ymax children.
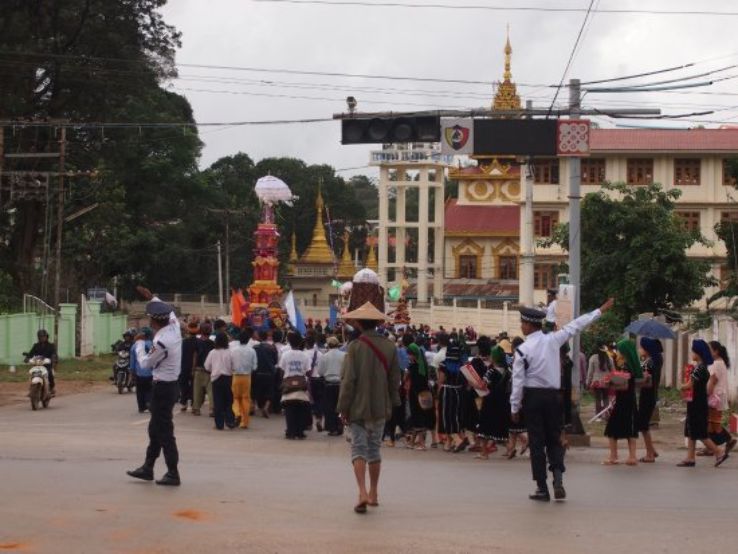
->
<box><xmin>25</xmin><ymin>329</ymin><xmax>57</xmax><ymax>396</ymax></box>
<box><xmin>111</xmin><ymin>329</ymin><xmax>136</xmax><ymax>382</ymax></box>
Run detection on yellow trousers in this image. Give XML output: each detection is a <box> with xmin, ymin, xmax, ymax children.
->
<box><xmin>232</xmin><ymin>374</ymin><xmax>252</xmax><ymax>428</ymax></box>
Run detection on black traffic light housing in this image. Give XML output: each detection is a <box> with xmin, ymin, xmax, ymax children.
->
<box><xmin>341</xmin><ymin>115</ymin><xmax>441</xmax><ymax>144</ymax></box>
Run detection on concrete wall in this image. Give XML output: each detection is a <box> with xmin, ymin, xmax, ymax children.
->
<box><xmin>0</xmin><ymin>304</ymin><xmax>77</xmax><ymax>364</ymax></box>
<box><xmin>79</xmin><ymin>298</ymin><xmax>129</xmax><ymax>357</ymax></box>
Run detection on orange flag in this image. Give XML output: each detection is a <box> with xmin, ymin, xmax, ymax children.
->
<box><xmin>231</xmin><ymin>289</ymin><xmax>248</xmax><ymax>326</ymax></box>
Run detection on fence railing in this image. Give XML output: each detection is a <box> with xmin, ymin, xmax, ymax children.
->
<box><xmin>22</xmin><ymin>294</ymin><xmax>55</xmax><ymax>316</ymax></box>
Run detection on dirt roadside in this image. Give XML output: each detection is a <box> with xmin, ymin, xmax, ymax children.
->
<box><xmin>0</xmin><ymin>381</ymin><xmax>109</xmax><ymax>408</ymax></box>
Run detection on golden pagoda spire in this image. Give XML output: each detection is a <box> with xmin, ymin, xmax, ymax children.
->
<box><xmin>298</xmin><ymin>180</ymin><xmax>335</xmax><ymax>265</ymax></box>
<box><xmin>365</xmin><ymin>240</ymin><xmax>378</xmax><ymax>272</ymax></box>
<box><xmin>337</xmin><ymin>230</ymin><xmax>355</xmax><ymax>279</ymax></box>
<box><xmin>287</xmin><ymin>232</ymin><xmax>298</xmax><ymax>275</ymax></box>
<box><xmin>493</xmin><ymin>26</ymin><xmax>521</xmax><ymax>112</ymax></box>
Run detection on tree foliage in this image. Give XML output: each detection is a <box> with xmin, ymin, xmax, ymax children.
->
<box><xmin>540</xmin><ymin>182</ymin><xmax>714</xmax><ymax>324</ymax></box>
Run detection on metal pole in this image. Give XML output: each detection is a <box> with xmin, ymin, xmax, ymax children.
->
<box><xmin>216</xmin><ymin>240</ymin><xmax>224</xmax><ymax>315</ymax></box>
<box><xmin>568</xmin><ymin>78</ymin><xmax>586</xmax><ymax>437</ymax></box>
<box><xmin>53</xmin><ymin>127</ymin><xmax>66</xmax><ymax>344</ymax></box>
<box><xmin>224</xmin><ymin>212</ymin><xmax>230</xmax><ymax>311</ymax></box>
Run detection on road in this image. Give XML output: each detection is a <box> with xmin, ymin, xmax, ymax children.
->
<box><xmin>0</xmin><ymin>388</ymin><xmax>736</xmax><ymax>553</ymax></box>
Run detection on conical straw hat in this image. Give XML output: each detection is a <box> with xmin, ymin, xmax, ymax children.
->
<box><xmin>341</xmin><ymin>301</ymin><xmax>388</xmax><ymax>321</ymax></box>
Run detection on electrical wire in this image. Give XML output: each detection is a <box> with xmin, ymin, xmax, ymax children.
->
<box><xmin>251</xmin><ymin>0</ymin><xmax>738</xmax><ymax>16</ymax></box>
<box><xmin>546</xmin><ymin>0</ymin><xmax>596</xmax><ymax>118</ymax></box>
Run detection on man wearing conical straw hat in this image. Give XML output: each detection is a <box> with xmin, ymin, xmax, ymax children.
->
<box><xmin>338</xmin><ymin>269</ymin><xmax>401</xmax><ymax>514</ymax></box>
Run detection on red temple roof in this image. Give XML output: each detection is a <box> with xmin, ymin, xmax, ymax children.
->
<box><xmin>445</xmin><ymin>200</ymin><xmax>519</xmax><ymax>235</ymax></box>
<box><xmin>590</xmin><ymin>128</ymin><xmax>738</xmax><ymax>153</ymax></box>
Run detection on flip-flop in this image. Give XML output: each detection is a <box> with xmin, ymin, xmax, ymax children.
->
<box><xmin>601</xmin><ymin>460</ymin><xmax>619</xmax><ymax>466</ymax></box>
<box><xmin>354</xmin><ymin>501</ymin><xmax>368</xmax><ymax>514</ymax></box>
<box><xmin>715</xmin><ymin>453</ymin><xmax>729</xmax><ymax>467</ymax></box>
<box><xmin>506</xmin><ymin>449</ymin><xmax>517</xmax><ymax>460</ymax></box>
<box><xmin>639</xmin><ymin>457</ymin><xmax>655</xmax><ymax>463</ymax></box>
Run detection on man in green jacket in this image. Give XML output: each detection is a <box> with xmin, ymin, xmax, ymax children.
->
<box><xmin>338</xmin><ymin>302</ymin><xmax>401</xmax><ymax>514</ymax></box>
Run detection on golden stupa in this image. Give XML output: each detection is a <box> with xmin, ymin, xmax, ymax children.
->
<box><xmin>299</xmin><ymin>182</ymin><xmax>335</xmax><ymax>266</ymax></box>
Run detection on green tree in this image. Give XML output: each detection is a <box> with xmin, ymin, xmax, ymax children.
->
<box><xmin>540</xmin><ymin>182</ymin><xmax>714</xmax><ymax>324</ymax></box>
<box><xmin>0</xmin><ymin>1</ymin><xmax>201</xmax><ymax>300</ymax></box>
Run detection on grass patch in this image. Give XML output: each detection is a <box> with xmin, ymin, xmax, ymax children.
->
<box><xmin>0</xmin><ymin>355</ymin><xmax>115</xmax><ymax>383</ymax></box>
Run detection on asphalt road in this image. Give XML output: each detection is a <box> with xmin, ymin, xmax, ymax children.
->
<box><xmin>1</xmin><ymin>388</ymin><xmax>736</xmax><ymax>553</ymax></box>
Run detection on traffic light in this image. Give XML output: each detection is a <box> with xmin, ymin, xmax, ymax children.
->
<box><xmin>341</xmin><ymin>115</ymin><xmax>441</xmax><ymax>144</ymax></box>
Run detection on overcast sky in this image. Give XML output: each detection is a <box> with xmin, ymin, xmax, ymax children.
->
<box><xmin>160</xmin><ymin>0</ymin><xmax>738</xmax><ymax>177</ymax></box>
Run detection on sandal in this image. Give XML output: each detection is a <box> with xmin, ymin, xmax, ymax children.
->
<box><xmin>506</xmin><ymin>449</ymin><xmax>517</xmax><ymax>460</ymax></box>
<box><xmin>354</xmin><ymin>501</ymin><xmax>368</xmax><ymax>514</ymax></box>
<box><xmin>453</xmin><ymin>438</ymin><xmax>470</xmax><ymax>453</ymax></box>
<box><xmin>625</xmin><ymin>459</ymin><xmax>638</xmax><ymax>466</ymax></box>
<box><xmin>676</xmin><ymin>460</ymin><xmax>696</xmax><ymax>467</ymax></box>
<box><xmin>601</xmin><ymin>460</ymin><xmax>619</xmax><ymax>466</ymax></box>
<box><xmin>414</xmin><ymin>445</ymin><xmax>427</xmax><ymax>451</ymax></box>
<box><xmin>715</xmin><ymin>453</ymin><xmax>729</xmax><ymax>467</ymax></box>
<box><xmin>639</xmin><ymin>457</ymin><xmax>655</xmax><ymax>463</ymax></box>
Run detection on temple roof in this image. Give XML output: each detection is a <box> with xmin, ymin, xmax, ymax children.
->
<box><xmin>299</xmin><ymin>183</ymin><xmax>336</xmax><ymax>266</ymax></box>
<box><xmin>445</xmin><ymin>200</ymin><xmax>519</xmax><ymax>235</ymax></box>
<box><xmin>590</xmin><ymin>128</ymin><xmax>738</xmax><ymax>153</ymax></box>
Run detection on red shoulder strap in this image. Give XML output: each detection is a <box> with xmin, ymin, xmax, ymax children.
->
<box><xmin>358</xmin><ymin>335</ymin><xmax>389</xmax><ymax>374</ymax></box>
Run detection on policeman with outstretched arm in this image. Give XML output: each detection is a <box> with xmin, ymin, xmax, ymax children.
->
<box><xmin>126</xmin><ymin>300</ymin><xmax>183</xmax><ymax>486</ymax></box>
<box><xmin>511</xmin><ymin>298</ymin><xmax>614</xmax><ymax>502</ymax></box>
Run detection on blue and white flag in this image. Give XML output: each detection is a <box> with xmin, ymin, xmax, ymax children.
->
<box><xmin>284</xmin><ymin>291</ymin><xmax>306</xmax><ymax>336</ymax></box>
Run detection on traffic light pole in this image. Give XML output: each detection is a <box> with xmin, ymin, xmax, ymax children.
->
<box><xmin>567</xmin><ymin>78</ymin><xmax>587</xmax><ymax>438</ymax></box>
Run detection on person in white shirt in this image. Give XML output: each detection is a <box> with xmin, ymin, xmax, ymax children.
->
<box><xmin>231</xmin><ymin>328</ymin><xmax>258</xmax><ymax>429</ymax></box>
<box><xmin>318</xmin><ymin>336</ymin><xmax>346</xmax><ymax>436</ymax></box>
<box><xmin>545</xmin><ymin>289</ymin><xmax>558</xmax><ymax>329</ymax></box>
<box><xmin>280</xmin><ymin>332</ymin><xmax>312</xmax><ymax>439</ymax></box>
<box><xmin>126</xmin><ymin>301</ymin><xmax>183</xmax><ymax>487</ymax></box>
<box><xmin>204</xmin><ymin>333</ymin><xmax>236</xmax><ymax>430</ymax></box>
<box><xmin>306</xmin><ymin>334</ymin><xmax>326</xmax><ymax>432</ymax></box>
<box><xmin>511</xmin><ymin>298</ymin><xmax>614</xmax><ymax>503</ymax></box>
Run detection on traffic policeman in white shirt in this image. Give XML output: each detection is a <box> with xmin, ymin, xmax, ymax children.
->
<box><xmin>511</xmin><ymin>297</ymin><xmax>614</xmax><ymax>502</ymax></box>
<box><xmin>126</xmin><ymin>300</ymin><xmax>183</xmax><ymax>486</ymax></box>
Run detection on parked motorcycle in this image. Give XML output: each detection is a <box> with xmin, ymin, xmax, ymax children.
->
<box><xmin>112</xmin><ymin>345</ymin><xmax>134</xmax><ymax>394</ymax></box>
<box><xmin>24</xmin><ymin>355</ymin><xmax>52</xmax><ymax>410</ymax></box>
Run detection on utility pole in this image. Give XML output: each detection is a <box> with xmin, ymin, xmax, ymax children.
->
<box><xmin>567</xmin><ymin>78</ymin><xmax>586</xmax><ymax>438</ymax></box>
<box><xmin>216</xmin><ymin>239</ymin><xmax>224</xmax><ymax>315</ymax></box>
<box><xmin>519</xmin><ymin>99</ymin><xmax>535</xmax><ymax>306</ymax></box>
<box><xmin>53</xmin><ymin>126</ymin><xmax>66</xmax><ymax>341</ymax></box>
<box><xmin>224</xmin><ymin>212</ymin><xmax>230</xmax><ymax>303</ymax></box>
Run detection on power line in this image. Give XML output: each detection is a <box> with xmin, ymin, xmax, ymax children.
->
<box><xmin>251</xmin><ymin>0</ymin><xmax>738</xmax><ymax>16</ymax></box>
<box><xmin>547</xmin><ymin>0</ymin><xmax>596</xmax><ymax>117</ymax></box>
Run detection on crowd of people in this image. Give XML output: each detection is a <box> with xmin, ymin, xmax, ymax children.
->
<box><xmin>119</xmin><ymin>314</ymin><xmax>737</xmax><ymax>469</ymax></box>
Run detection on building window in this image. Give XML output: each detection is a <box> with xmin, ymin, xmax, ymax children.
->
<box><xmin>534</xmin><ymin>211</ymin><xmax>559</xmax><ymax>238</ymax></box>
<box><xmin>533</xmin><ymin>159</ymin><xmax>559</xmax><ymax>184</ymax></box>
<box><xmin>627</xmin><ymin>158</ymin><xmax>653</xmax><ymax>185</ymax></box>
<box><xmin>720</xmin><ymin>264</ymin><xmax>735</xmax><ymax>289</ymax></box>
<box><xmin>581</xmin><ymin>158</ymin><xmax>606</xmax><ymax>185</ymax></box>
<box><xmin>458</xmin><ymin>255</ymin><xmax>478</xmax><ymax>279</ymax></box>
<box><xmin>675</xmin><ymin>211</ymin><xmax>701</xmax><ymax>232</ymax></box>
<box><xmin>724</xmin><ymin>159</ymin><xmax>737</xmax><ymax>187</ymax></box>
<box><xmin>721</xmin><ymin>211</ymin><xmax>738</xmax><ymax>224</ymax></box>
<box><xmin>499</xmin><ymin>256</ymin><xmax>518</xmax><ymax>280</ymax></box>
<box><xmin>674</xmin><ymin>158</ymin><xmax>701</xmax><ymax>186</ymax></box>
<box><xmin>534</xmin><ymin>264</ymin><xmax>557</xmax><ymax>290</ymax></box>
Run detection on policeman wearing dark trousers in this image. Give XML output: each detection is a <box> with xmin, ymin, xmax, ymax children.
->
<box><xmin>510</xmin><ymin>298</ymin><xmax>614</xmax><ymax>502</ymax></box>
<box><xmin>127</xmin><ymin>301</ymin><xmax>183</xmax><ymax>486</ymax></box>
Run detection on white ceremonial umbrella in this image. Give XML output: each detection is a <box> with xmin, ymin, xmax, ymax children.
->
<box><xmin>254</xmin><ymin>175</ymin><xmax>295</xmax><ymax>205</ymax></box>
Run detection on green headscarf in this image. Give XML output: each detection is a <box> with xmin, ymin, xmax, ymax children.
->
<box><xmin>616</xmin><ymin>339</ymin><xmax>642</xmax><ymax>379</ymax></box>
<box><xmin>408</xmin><ymin>343</ymin><xmax>428</xmax><ymax>377</ymax></box>
<box><xmin>490</xmin><ymin>345</ymin><xmax>507</xmax><ymax>368</ymax></box>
